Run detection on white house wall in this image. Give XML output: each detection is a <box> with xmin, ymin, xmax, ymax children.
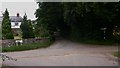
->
<box><xmin>11</xmin><ymin>22</ymin><xmax>22</xmax><ymax>28</ymax></box>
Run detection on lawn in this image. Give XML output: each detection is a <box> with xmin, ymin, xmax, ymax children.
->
<box><xmin>0</xmin><ymin>28</ymin><xmax>1</xmax><ymax>39</ymax></box>
<box><xmin>14</xmin><ymin>36</ymin><xmax>22</xmax><ymax>39</ymax></box>
<box><xmin>71</xmin><ymin>39</ymin><xmax>116</xmax><ymax>45</ymax></box>
<box><xmin>2</xmin><ymin>40</ymin><xmax>53</xmax><ymax>52</ymax></box>
<box><xmin>80</xmin><ymin>40</ymin><xmax>116</xmax><ymax>45</ymax></box>
<box><xmin>114</xmin><ymin>51</ymin><xmax>120</xmax><ymax>58</ymax></box>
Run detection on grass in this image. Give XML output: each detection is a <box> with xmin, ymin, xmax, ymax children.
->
<box><xmin>70</xmin><ymin>38</ymin><xmax>116</xmax><ymax>45</ymax></box>
<box><xmin>80</xmin><ymin>40</ymin><xmax>116</xmax><ymax>45</ymax></box>
<box><xmin>14</xmin><ymin>36</ymin><xmax>22</xmax><ymax>39</ymax></box>
<box><xmin>0</xmin><ymin>28</ymin><xmax>1</xmax><ymax>39</ymax></box>
<box><xmin>114</xmin><ymin>51</ymin><xmax>120</xmax><ymax>58</ymax></box>
<box><xmin>2</xmin><ymin>40</ymin><xmax>53</xmax><ymax>52</ymax></box>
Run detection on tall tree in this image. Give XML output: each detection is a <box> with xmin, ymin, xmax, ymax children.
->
<box><xmin>20</xmin><ymin>13</ymin><xmax>35</xmax><ymax>39</ymax></box>
<box><xmin>2</xmin><ymin>9</ymin><xmax>14</xmax><ymax>39</ymax></box>
<box><xmin>63</xmin><ymin>2</ymin><xmax>120</xmax><ymax>40</ymax></box>
<box><xmin>35</xmin><ymin>2</ymin><xmax>120</xmax><ymax>42</ymax></box>
<box><xmin>35</xmin><ymin>2</ymin><xmax>67</xmax><ymax>38</ymax></box>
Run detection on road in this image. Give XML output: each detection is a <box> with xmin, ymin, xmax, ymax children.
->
<box><xmin>2</xmin><ymin>40</ymin><xmax>118</xmax><ymax>66</ymax></box>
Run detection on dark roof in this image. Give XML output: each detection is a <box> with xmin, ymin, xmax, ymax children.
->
<box><xmin>0</xmin><ymin>16</ymin><xmax>3</xmax><ymax>21</ymax></box>
<box><xmin>10</xmin><ymin>16</ymin><xmax>22</xmax><ymax>22</ymax></box>
<box><xmin>0</xmin><ymin>16</ymin><xmax>22</xmax><ymax>22</ymax></box>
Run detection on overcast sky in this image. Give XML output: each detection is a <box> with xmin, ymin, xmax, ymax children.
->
<box><xmin>0</xmin><ymin>0</ymin><xmax>119</xmax><ymax>20</ymax></box>
<box><xmin>1</xmin><ymin>2</ymin><xmax>38</xmax><ymax>20</ymax></box>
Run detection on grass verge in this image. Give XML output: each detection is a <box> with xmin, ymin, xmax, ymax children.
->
<box><xmin>70</xmin><ymin>38</ymin><xmax>116</xmax><ymax>45</ymax></box>
<box><xmin>114</xmin><ymin>51</ymin><xmax>120</xmax><ymax>58</ymax></box>
<box><xmin>2</xmin><ymin>40</ymin><xmax>53</xmax><ymax>52</ymax></box>
<box><xmin>80</xmin><ymin>40</ymin><xmax>116</xmax><ymax>45</ymax></box>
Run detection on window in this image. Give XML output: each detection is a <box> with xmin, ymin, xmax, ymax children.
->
<box><xmin>15</xmin><ymin>22</ymin><xmax>18</xmax><ymax>26</ymax></box>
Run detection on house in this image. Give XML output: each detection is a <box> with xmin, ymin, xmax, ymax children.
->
<box><xmin>0</xmin><ymin>16</ymin><xmax>3</xmax><ymax>27</ymax></box>
<box><xmin>0</xmin><ymin>13</ymin><xmax>23</xmax><ymax>39</ymax></box>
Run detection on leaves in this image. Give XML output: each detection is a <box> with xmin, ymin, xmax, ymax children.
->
<box><xmin>20</xmin><ymin>14</ymin><xmax>35</xmax><ymax>39</ymax></box>
<box><xmin>2</xmin><ymin>9</ymin><xmax>14</xmax><ymax>39</ymax></box>
<box><xmin>35</xmin><ymin>2</ymin><xmax>120</xmax><ymax>41</ymax></box>
<box><xmin>35</xmin><ymin>2</ymin><xmax>65</xmax><ymax>37</ymax></box>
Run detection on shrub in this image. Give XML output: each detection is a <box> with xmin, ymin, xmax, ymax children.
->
<box><xmin>2</xmin><ymin>40</ymin><xmax>53</xmax><ymax>52</ymax></box>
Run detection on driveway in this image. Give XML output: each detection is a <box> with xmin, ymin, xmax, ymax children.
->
<box><xmin>2</xmin><ymin>40</ymin><xmax>118</xmax><ymax>66</ymax></box>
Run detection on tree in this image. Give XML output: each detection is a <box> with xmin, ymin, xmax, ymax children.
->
<box><xmin>63</xmin><ymin>2</ymin><xmax>120</xmax><ymax>40</ymax></box>
<box><xmin>2</xmin><ymin>9</ymin><xmax>14</xmax><ymax>39</ymax></box>
<box><xmin>35</xmin><ymin>2</ymin><xmax>68</xmax><ymax>38</ymax></box>
<box><xmin>20</xmin><ymin>13</ymin><xmax>35</xmax><ymax>39</ymax></box>
<box><xmin>35</xmin><ymin>2</ymin><xmax>120</xmax><ymax>42</ymax></box>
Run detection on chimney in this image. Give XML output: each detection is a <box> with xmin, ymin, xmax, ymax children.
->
<box><xmin>17</xmin><ymin>13</ymin><xmax>19</xmax><ymax>17</ymax></box>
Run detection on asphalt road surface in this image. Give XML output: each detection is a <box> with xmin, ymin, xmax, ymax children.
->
<box><xmin>2</xmin><ymin>40</ymin><xmax>118</xmax><ymax>66</ymax></box>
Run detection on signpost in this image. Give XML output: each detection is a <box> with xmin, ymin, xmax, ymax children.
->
<box><xmin>101</xmin><ymin>27</ymin><xmax>107</xmax><ymax>40</ymax></box>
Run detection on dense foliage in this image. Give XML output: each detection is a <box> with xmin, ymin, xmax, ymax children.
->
<box><xmin>2</xmin><ymin>9</ymin><xmax>14</xmax><ymax>39</ymax></box>
<box><xmin>35</xmin><ymin>2</ymin><xmax>68</xmax><ymax>38</ymax></box>
<box><xmin>35</xmin><ymin>2</ymin><xmax>120</xmax><ymax>42</ymax></box>
<box><xmin>0</xmin><ymin>18</ymin><xmax>1</xmax><ymax>38</ymax></box>
<box><xmin>20</xmin><ymin>13</ymin><xmax>35</xmax><ymax>39</ymax></box>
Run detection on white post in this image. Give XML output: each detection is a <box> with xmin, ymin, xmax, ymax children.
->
<box><xmin>101</xmin><ymin>27</ymin><xmax>107</xmax><ymax>40</ymax></box>
<box><xmin>104</xmin><ymin>30</ymin><xmax>106</xmax><ymax>40</ymax></box>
